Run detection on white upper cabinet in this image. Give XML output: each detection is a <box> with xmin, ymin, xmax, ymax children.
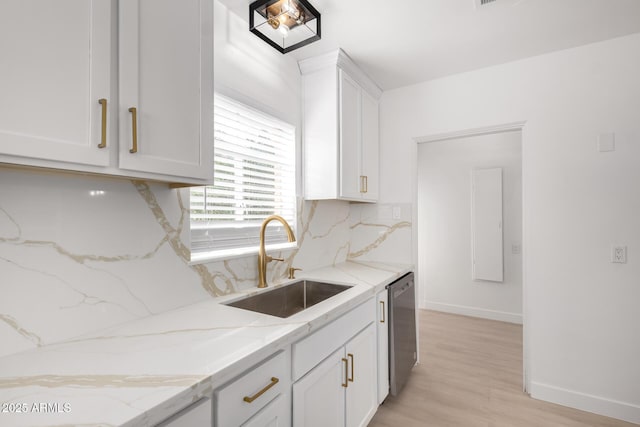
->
<box><xmin>0</xmin><ymin>0</ymin><xmax>213</xmax><ymax>185</ymax></box>
<box><xmin>360</xmin><ymin>89</ymin><xmax>379</xmax><ymax>201</ymax></box>
<box><xmin>0</xmin><ymin>0</ymin><xmax>111</xmax><ymax>167</ymax></box>
<box><xmin>338</xmin><ymin>71</ymin><xmax>362</xmax><ymax>200</ymax></box>
<box><xmin>119</xmin><ymin>0</ymin><xmax>212</xmax><ymax>181</ymax></box>
<box><xmin>300</xmin><ymin>49</ymin><xmax>382</xmax><ymax>202</ymax></box>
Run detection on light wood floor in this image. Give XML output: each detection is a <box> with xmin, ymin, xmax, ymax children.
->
<box><xmin>369</xmin><ymin>310</ymin><xmax>637</xmax><ymax>427</ymax></box>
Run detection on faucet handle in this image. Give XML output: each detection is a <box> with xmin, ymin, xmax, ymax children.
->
<box><xmin>266</xmin><ymin>255</ymin><xmax>284</xmax><ymax>263</ymax></box>
<box><xmin>288</xmin><ymin>267</ymin><xmax>302</xmax><ymax>280</ymax></box>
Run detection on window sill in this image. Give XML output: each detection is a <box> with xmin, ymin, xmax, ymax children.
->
<box><xmin>189</xmin><ymin>241</ymin><xmax>299</xmax><ymax>265</ymax></box>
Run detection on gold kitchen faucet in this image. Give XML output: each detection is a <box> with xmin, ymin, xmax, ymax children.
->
<box><xmin>257</xmin><ymin>215</ymin><xmax>296</xmax><ymax>288</ymax></box>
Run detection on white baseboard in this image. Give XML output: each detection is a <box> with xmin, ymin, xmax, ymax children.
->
<box><xmin>530</xmin><ymin>382</ymin><xmax>640</xmax><ymax>424</ymax></box>
<box><xmin>420</xmin><ymin>300</ymin><xmax>522</xmax><ymax>324</ymax></box>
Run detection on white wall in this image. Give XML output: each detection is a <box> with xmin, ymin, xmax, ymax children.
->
<box><xmin>380</xmin><ymin>33</ymin><xmax>640</xmax><ymax>423</ymax></box>
<box><xmin>214</xmin><ymin>0</ymin><xmax>300</xmax><ymax>125</ymax></box>
<box><xmin>418</xmin><ymin>131</ymin><xmax>522</xmax><ymax>323</ymax></box>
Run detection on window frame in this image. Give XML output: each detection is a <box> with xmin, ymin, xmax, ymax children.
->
<box><xmin>189</xmin><ymin>92</ymin><xmax>299</xmax><ymax>264</ymax></box>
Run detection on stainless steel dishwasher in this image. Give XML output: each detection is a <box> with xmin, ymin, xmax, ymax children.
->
<box><xmin>388</xmin><ymin>272</ymin><xmax>417</xmax><ymax>396</ymax></box>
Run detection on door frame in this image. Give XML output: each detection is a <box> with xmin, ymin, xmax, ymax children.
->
<box><xmin>412</xmin><ymin>120</ymin><xmax>529</xmax><ymax>393</ymax></box>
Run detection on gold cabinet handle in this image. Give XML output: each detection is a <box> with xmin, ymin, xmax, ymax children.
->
<box><xmin>128</xmin><ymin>107</ymin><xmax>138</xmax><ymax>154</ymax></box>
<box><xmin>342</xmin><ymin>358</ymin><xmax>349</xmax><ymax>388</ymax></box>
<box><xmin>98</xmin><ymin>99</ymin><xmax>107</xmax><ymax>148</ymax></box>
<box><xmin>380</xmin><ymin>301</ymin><xmax>385</xmax><ymax>323</ymax></box>
<box><xmin>348</xmin><ymin>353</ymin><xmax>354</xmax><ymax>383</ymax></box>
<box><xmin>360</xmin><ymin>176</ymin><xmax>365</xmax><ymax>193</ymax></box>
<box><xmin>243</xmin><ymin>377</ymin><xmax>279</xmax><ymax>403</ymax></box>
<box><xmin>365</xmin><ymin>176</ymin><xmax>368</xmax><ymax>193</ymax></box>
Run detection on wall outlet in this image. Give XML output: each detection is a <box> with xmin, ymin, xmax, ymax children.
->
<box><xmin>511</xmin><ymin>244</ymin><xmax>522</xmax><ymax>255</ymax></box>
<box><xmin>598</xmin><ymin>132</ymin><xmax>615</xmax><ymax>152</ymax></box>
<box><xmin>611</xmin><ymin>246</ymin><xmax>627</xmax><ymax>263</ymax></box>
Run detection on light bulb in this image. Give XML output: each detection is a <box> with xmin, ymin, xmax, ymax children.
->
<box><xmin>282</xmin><ymin>0</ymin><xmax>297</xmax><ymax>16</ymax></box>
<box><xmin>279</xmin><ymin>24</ymin><xmax>290</xmax><ymax>38</ymax></box>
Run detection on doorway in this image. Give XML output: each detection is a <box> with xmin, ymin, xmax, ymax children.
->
<box><xmin>414</xmin><ymin>123</ymin><xmax>526</xmax><ymax>390</ymax></box>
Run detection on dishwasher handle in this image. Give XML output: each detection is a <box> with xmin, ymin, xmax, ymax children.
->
<box><xmin>392</xmin><ymin>281</ymin><xmax>413</xmax><ymax>298</ymax></box>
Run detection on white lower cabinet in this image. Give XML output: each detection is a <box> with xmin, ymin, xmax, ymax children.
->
<box><xmin>157</xmin><ymin>398</ymin><xmax>212</xmax><ymax>427</ymax></box>
<box><xmin>292</xmin><ymin>348</ymin><xmax>346</xmax><ymax>427</ymax></box>
<box><xmin>214</xmin><ymin>350</ymin><xmax>290</xmax><ymax>427</ymax></box>
<box><xmin>376</xmin><ymin>289</ymin><xmax>389</xmax><ymax>404</ymax></box>
<box><xmin>210</xmin><ymin>296</ymin><xmax>387</xmax><ymax>427</ymax></box>
<box><xmin>345</xmin><ymin>324</ymin><xmax>378</xmax><ymax>427</ymax></box>
<box><xmin>292</xmin><ymin>298</ymin><xmax>378</xmax><ymax>427</ymax></box>
<box><xmin>242</xmin><ymin>394</ymin><xmax>288</xmax><ymax>427</ymax></box>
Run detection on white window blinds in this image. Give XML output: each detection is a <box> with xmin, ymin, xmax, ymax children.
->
<box><xmin>190</xmin><ymin>94</ymin><xmax>296</xmax><ymax>256</ymax></box>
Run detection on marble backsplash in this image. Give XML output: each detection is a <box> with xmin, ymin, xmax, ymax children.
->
<box><xmin>0</xmin><ymin>167</ymin><xmax>411</xmax><ymax>358</ymax></box>
<box><xmin>349</xmin><ymin>202</ymin><xmax>413</xmax><ymax>264</ymax></box>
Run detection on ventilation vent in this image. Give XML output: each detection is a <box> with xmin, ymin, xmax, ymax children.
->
<box><xmin>475</xmin><ymin>0</ymin><xmax>498</xmax><ymax>8</ymax></box>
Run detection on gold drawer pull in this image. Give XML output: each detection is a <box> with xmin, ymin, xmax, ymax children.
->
<box><xmin>342</xmin><ymin>358</ymin><xmax>349</xmax><ymax>388</ymax></box>
<box><xmin>348</xmin><ymin>353</ymin><xmax>354</xmax><ymax>382</ymax></box>
<box><xmin>98</xmin><ymin>99</ymin><xmax>107</xmax><ymax>148</ymax></box>
<box><xmin>380</xmin><ymin>301</ymin><xmax>385</xmax><ymax>323</ymax></box>
<box><xmin>243</xmin><ymin>377</ymin><xmax>279</xmax><ymax>403</ymax></box>
<box><xmin>128</xmin><ymin>107</ymin><xmax>138</xmax><ymax>154</ymax></box>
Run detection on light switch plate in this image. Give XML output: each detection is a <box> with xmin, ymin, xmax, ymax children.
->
<box><xmin>392</xmin><ymin>206</ymin><xmax>402</xmax><ymax>220</ymax></box>
<box><xmin>611</xmin><ymin>246</ymin><xmax>627</xmax><ymax>263</ymax></box>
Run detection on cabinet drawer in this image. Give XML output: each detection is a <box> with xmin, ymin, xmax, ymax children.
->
<box><xmin>157</xmin><ymin>398</ymin><xmax>211</xmax><ymax>427</ymax></box>
<box><xmin>292</xmin><ymin>298</ymin><xmax>375</xmax><ymax>381</ymax></box>
<box><xmin>242</xmin><ymin>394</ymin><xmax>287</xmax><ymax>427</ymax></box>
<box><xmin>214</xmin><ymin>351</ymin><xmax>287</xmax><ymax>427</ymax></box>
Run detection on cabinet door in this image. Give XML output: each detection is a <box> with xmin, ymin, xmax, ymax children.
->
<box><xmin>293</xmin><ymin>348</ymin><xmax>346</xmax><ymax>427</ymax></box>
<box><xmin>242</xmin><ymin>394</ymin><xmax>288</xmax><ymax>427</ymax></box>
<box><xmin>0</xmin><ymin>0</ymin><xmax>111</xmax><ymax>167</ymax></box>
<box><xmin>345</xmin><ymin>323</ymin><xmax>378</xmax><ymax>427</ymax></box>
<box><xmin>119</xmin><ymin>0</ymin><xmax>213</xmax><ymax>181</ymax></box>
<box><xmin>376</xmin><ymin>290</ymin><xmax>389</xmax><ymax>404</ymax></box>
<box><xmin>159</xmin><ymin>398</ymin><xmax>212</xmax><ymax>427</ymax></box>
<box><xmin>361</xmin><ymin>90</ymin><xmax>379</xmax><ymax>201</ymax></box>
<box><xmin>338</xmin><ymin>69</ymin><xmax>362</xmax><ymax>200</ymax></box>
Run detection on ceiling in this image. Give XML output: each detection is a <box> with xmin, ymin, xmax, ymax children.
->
<box><xmin>222</xmin><ymin>0</ymin><xmax>640</xmax><ymax>90</ymax></box>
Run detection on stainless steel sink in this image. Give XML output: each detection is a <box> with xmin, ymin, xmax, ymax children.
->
<box><xmin>225</xmin><ymin>280</ymin><xmax>352</xmax><ymax>318</ymax></box>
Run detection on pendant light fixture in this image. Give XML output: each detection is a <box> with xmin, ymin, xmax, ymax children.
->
<box><xmin>249</xmin><ymin>0</ymin><xmax>321</xmax><ymax>54</ymax></box>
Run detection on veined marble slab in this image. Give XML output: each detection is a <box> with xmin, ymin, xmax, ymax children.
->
<box><xmin>0</xmin><ymin>167</ymin><xmax>355</xmax><ymax>358</ymax></box>
<box><xmin>0</xmin><ymin>261</ymin><xmax>412</xmax><ymax>427</ymax></box>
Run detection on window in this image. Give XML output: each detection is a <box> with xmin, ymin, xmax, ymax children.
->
<box><xmin>190</xmin><ymin>94</ymin><xmax>297</xmax><ymax>261</ymax></box>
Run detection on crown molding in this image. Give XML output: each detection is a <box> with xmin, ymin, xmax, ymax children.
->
<box><xmin>298</xmin><ymin>48</ymin><xmax>383</xmax><ymax>100</ymax></box>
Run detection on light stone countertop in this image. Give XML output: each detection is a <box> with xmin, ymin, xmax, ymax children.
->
<box><xmin>0</xmin><ymin>260</ymin><xmax>413</xmax><ymax>427</ymax></box>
